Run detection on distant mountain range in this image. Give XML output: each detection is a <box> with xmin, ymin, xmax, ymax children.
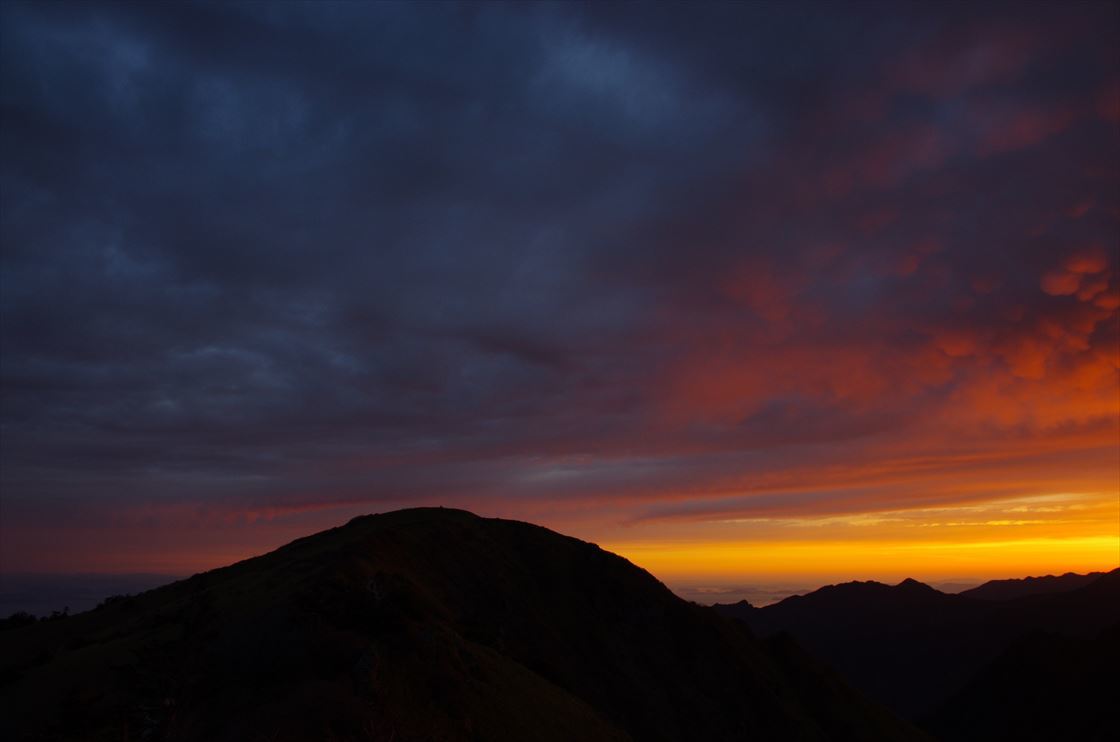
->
<box><xmin>714</xmin><ymin>567</ymin><xmax>1120</xmax><ymax>739</ymax></box>
<box><xmin>0</xmin><ymin>508</ymin><xmax>924</xmax><ymax>742</ymax></box>
<box><xmin>956</xmin><ymin>571</ymin><xmax>1108</xmax><ymax>601</ymax></box>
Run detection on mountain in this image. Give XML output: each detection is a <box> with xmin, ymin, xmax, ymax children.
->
<box><xmin>713</xmin><ymin>570</ymin><xmax>1120</xmax><ymax>723</ymax></box>
<box><xmin>0</xmin><ymin>508</ymin><xmax>924</xmax><ymax>742</ymax></box>
<box><xmin>923</xmin><ymin>623</ymin><xmax>1120</xmax><ymax>741</ymax></box>
<box><xmin>958</xmin><ymin>571</ymin><xmax>1106</xmax><ymax>601</ymax></box>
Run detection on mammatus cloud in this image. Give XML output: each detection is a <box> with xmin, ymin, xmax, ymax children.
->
<box><xmin>1</xmin><ymin>1</ymin><xmax>1117</xmax><ymax>578</ymax></box>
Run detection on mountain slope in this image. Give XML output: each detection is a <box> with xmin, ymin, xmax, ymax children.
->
<box><xmin>0</xmin><ymin>508</ymin><xmax>923</xmax><ymax>742</ymax></box>
<box><xmin>923</xmin><ymin>623</ymin><xmax>1120</xmax><ymax>741</ymax></box>
<box><xmin>714</xmin><ymin>570</ymin><xmax>1120</xmax><ymax>722</ymax></box>
<box><xmin>958</xmin><ymin>571</ymin><xmax>1106</xmax><ymax>601</ymax></box>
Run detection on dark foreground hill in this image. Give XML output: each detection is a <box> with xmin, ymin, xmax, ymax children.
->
<box><xmin>922</xmin><ymin>624</ymin><xmax>1120</xmax><ymax>742</ymax></box>
<box><xmin>0</xmin><ymin>508</ymin><xmax>923</xmax><ymax>742</ymax></box>
<box><xmin>714</xmin><ymin>569</ymin><xmax>1120</xmax><ymax>731</ymax></box>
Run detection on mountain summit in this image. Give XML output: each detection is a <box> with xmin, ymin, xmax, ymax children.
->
<box><xmin>0</xmin><ymin>508</ymin><xmax>922</xmax><ymax>741</ymax></box>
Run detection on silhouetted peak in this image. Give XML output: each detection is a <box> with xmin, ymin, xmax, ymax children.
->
<box><xmin>821</xmin><ymin>579</ymin><xmax>889</xmax><ymax>593</ymax></box>
<box><xmin>709</xmin><ymin>599</ymin><xmax>757</xmax><ymax>625</ymax></box>
<box><xmin>346</xmin><ymin>506</ymin><xmax>478</xmax><ymax>526</ymax></box>
<box><xmin>0</xmin><ymin>507</ymin><xmax>927</xmax><ymax>742</ymax></box>
<box><xmin>895</xmin><ymin>578</ymin><xmax>936</xmax><ymax>592</ymax></box>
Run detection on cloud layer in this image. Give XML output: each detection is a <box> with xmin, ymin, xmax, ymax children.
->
<box><xmin>2</xmin><ymin>1</ymin><xmax>1117</xmax><ymax>577</ymax></box>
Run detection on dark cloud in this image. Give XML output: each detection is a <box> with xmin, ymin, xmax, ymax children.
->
<box><xmin>1</xmin><ymin>0</ymin><xmax>1117</xmax><ymax>570</ymax></box>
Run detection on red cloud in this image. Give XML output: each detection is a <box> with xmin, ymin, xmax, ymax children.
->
<box><xmin>1040</xmin><ymin>270</ymin><xmax>1081</xmax><ymax>296</ymax></box>
<box><xmin>973</xmin><ymin>103</ymin><xmax>1077</xmax><ymax>156</ymax></box>
<box><xmin>1065</xmin><ymin>245</ymin><xmax>1110</xmax><ymax>274</ymax></box>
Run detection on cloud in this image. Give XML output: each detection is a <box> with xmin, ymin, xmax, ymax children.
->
<box><xmin>1</xmin><ymin>0</ymin><xmax>1117</xmax><ymax>573</ymax></box>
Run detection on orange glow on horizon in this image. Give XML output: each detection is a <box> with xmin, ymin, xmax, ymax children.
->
<box><xmin>603</xmin><ymin>489</ymin><xmax>1119</xmax><ymax>586</ymax></box>
<box><xmin>610</xmin><ymin>534</ymin><xmax>1118</xmax><ymax>585</ymax></box>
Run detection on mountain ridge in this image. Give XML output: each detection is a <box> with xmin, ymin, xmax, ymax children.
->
<box><xmin>713</xmin><ymin>568</ymin><xmax>1120</xmax><ymax>727</ymax></box>
<box><xmin>0</xmin><ymin>507</ymin><xmax>924</xmax><ymax>742</ymax></box>
<box><xmin>958</xmin><ymin>571</ymin><xmax>1108</xmax><ymax>601</ymax></box>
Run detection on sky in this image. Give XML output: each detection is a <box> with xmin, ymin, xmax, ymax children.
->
<box><xmin>1</xmin><ymin>0</ymin><xmax>1118</xmax><ymax>596</ymax></box>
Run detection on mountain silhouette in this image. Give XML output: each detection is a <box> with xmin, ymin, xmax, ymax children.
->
<box><xmin>0</xmin><ymin>508</ymin><xmax>924</xmax><ymax>742</ymax></box>
<box><xmin>714</xmin><ymin>569</ymin><xmax>1120</xmax><ymax>724</ymax></box>
<box><xmin>957</xmin><ymin>571</ymin><xmax>1107</xmax><ymax>601</ymax></box>
<box><xmin>923</xmin><ymin>622</ymin><xmax>1120</xmax><ymax>741</ymax></box>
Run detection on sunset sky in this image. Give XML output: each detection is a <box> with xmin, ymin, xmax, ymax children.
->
<box><xmin>1</xmin><ymin>1</ymin><xmax>1117</xmax><ymax>596</ymax></box>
